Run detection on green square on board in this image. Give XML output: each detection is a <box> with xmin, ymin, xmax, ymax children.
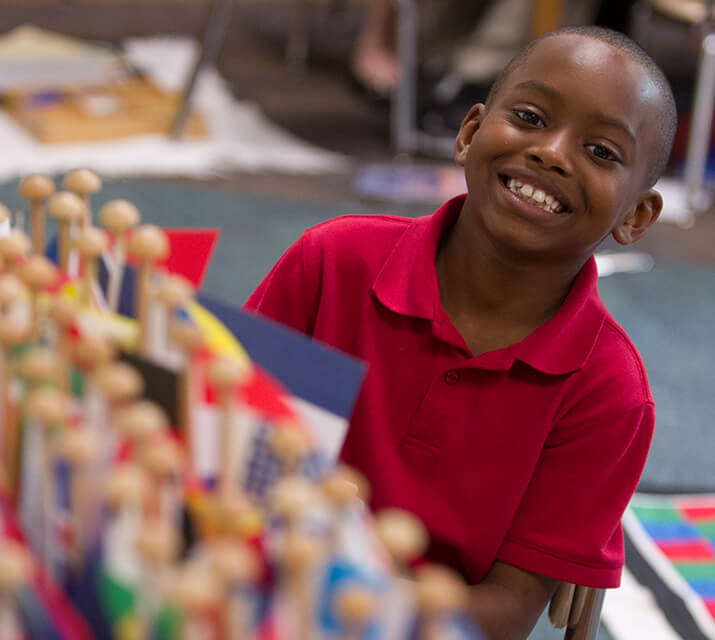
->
<box><xmin>673</xmin><ymin>561</ymin><xmax>715</xmax><ymax>581</ymax></box>
<box><xmin>631</xmin><ymin>505</ymin><xmax>680</xmax><ymax>522</ymax></box>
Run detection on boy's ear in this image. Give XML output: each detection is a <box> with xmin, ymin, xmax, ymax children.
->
<box><xmin>454</xmin><ymin>103</ymin><xmax>485</xmax><ymax>166</ymax></box>
<box><xmin>612</xmin><ymin>189</ymin><xmax>663</xmax><ymax>245</ymax></box>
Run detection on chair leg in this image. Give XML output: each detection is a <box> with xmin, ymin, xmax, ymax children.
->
<box><xmin>392</xmin><ymin>0</ymin><xmax>420</xmax><ymax>154</ymax></box>
<box><xmin>568</xmin><ymin>585</ymin><xmax>589</xmax><ymax>627</ymax></box>
<box><xmin>564</xmin><ymin>588</ymin><xmax>605</xmax><ymax>640</ymax></box>
<box><xmin>549</xmin><ymin>582</ymin><xmax>575</xmax><ymax>629</ymax></box>
<box><xmin>171</xmin><ymin>0</ymin><xmax>235</xmax><ymax>138</ymax></box>
<box><xmin>683</xmin><ymin>32</ymin><xmax>715</xmax><ymax>213</ymax></box>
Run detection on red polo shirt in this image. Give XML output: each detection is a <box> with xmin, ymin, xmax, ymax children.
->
<box><xmin>244</xmin><ymin>195</ymin><xmax>654</xmax><ymax>588</ymax></box>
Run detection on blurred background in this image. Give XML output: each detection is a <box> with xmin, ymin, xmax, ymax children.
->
<box><xmin>0</xmin><ymin>1</ymin><xmax>712</xmax><ymax>638</ymax></box>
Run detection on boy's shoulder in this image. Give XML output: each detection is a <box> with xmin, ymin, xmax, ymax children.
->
<box><xmin>304</xmin><ymin>213</ymin><xmax>414</xmax><ymax>245</ymax></box>
<box><xmin>582</xmin><ymin>308</ymin><xmax>653</xmax><ymax>406</ymax></box>
<box><xmin>299</xmin><ymin>213</ymin><xmax>418</xmax><ymax>265</ymax></box>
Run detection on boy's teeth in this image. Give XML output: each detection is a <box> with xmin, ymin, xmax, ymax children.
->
<box><xmin>506</xmin><ymin>177</ymin><xmax>565</xmax><ymax>213</ymax></box>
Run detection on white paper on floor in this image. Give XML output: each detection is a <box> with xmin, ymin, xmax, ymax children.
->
<box><xmin>602</xmin><ymin>568</ymin><xmax>684</xmax><ymax>640</ymax></box>
<box><xmin>0</xmin><ymin>36</ymin><xmax>348</xmax><ymax>180</ymax></box>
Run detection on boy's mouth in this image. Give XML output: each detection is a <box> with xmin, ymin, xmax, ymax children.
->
<box><xmin>499</xmin><ymin>175</ymin><xmax>571</xmax><ymax>214</ymax></box>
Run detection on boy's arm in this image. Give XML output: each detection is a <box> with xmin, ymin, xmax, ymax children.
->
<box><xmin>470</xmin><ymin>561</ymin><xmax>559</xmax><ymax>640</ymax></box>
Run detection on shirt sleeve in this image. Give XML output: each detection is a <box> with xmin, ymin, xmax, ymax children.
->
<box><xmin>496</xmin><ymin>400</ymin><xmax>655</xmax><ymax>588</ymax></box>
<box><xmin>242</xmin><ymin>233</ymin><xmax>321</xmax><ymax>336</ymax></box>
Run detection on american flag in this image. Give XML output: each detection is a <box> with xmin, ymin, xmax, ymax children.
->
<box><xmin>243</xmin><ymin>424</ymin><xmax>328</xmax><ymax>500</ymax></box>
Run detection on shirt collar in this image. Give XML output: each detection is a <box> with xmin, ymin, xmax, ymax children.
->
<box><xmin>372</xmin><ymin>194</ymin><xmax>607</xmax><ymax>375</ymax></box>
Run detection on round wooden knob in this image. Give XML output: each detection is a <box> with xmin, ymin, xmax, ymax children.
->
<box><xmin>72</xmin><ymin>334</ymin><xmax>115</xmax><ymax>370</ymax></box>
<box><xmin>169</xmin><ymin>566</ymin><xmax>221</xmax><ymax>613</ymax></box>
<box><xmin>135</xmin><ymin>524</ymin><xmax>179</xmax><ymax>567</ymax></box>
<box><xmin>141</xmin><ymin>436</ymin><xmax>183</xmax><ymax>476</ymax></box>
<box><xmin>0</xmin><ymin>541</ymin><xmax>31</xmax><ymax>592</ymax></box>
<box><xmin>333</xmin><ymin>584</ymin><xmax>376</xmax><ymax>629</ymax></box>
<box><xmin>92</xmin><ymin>362</ymin><xmax>144</xmax><ymax>402</ymax></box>
<box><xmin>18</xmin><ymin>255</ymin><xmax>58</xmax><ymax>290</ymax></box>
<box><xmin>98</xmin><ymin>200</ymin><xmax>140</xmax><ymax>233</ymax></box>
<box><xmin>46</xmin><ymin>191</ymin><xmax>85</xmax><ymax>223</ymax></box>
<box><xmin>60</xmin><ymin>427</ymin><xmax>99</xmax><ymax>464</ymax></box>
<box><xmin>103</xmin><ymin>464</ymin><xmax>146</xmax><ymax>507</ymax></box>
<box><xmin>20</xmin><ymin>348</ymin><xmax>60</xmax><ymax>383</ymax></box>
<box><xmin>62</xmin><ymin>168</ymin><xmax>101</xmax><ymax>197</ymax></box>
<box><xmin>280</xmin><ymin>531</ymin><xmax>322</xmax><ymax>574</ymax></box>
<box><xmin>25</xmin><ymin>387</ymin><xmax>70</xmax><ymax>425</ymax></box>
<box><xmin>374</xmin><ymin>508</ymin><xmax>428</xmax><ymax>567</ymax></box>
<box><xmin>128</xmin><ymin>225</ymin><xmax>169</xmax><ymax>263</ymax></box>
<box><xmin>168</xmin><ymin>319</ymin><xmax>203</xmax><ymax>352</ymax></box>
<box><xmin>413</xmin><ymin>564</ymin><xmax>468</xmax><ymax>616</ymax></box>
<box><xmin>113</xmin><ymin>400</ymin><xmax>168</xmax><ymax>442</ymax></box>
<box><xmin>216</xmin><ymin>491</ymin><xmax>263</xmax><ymax>538</ymax></box>
<box><xmin>211</xmin><ymin>540</ymin><xmax>261</xmax><ymax>585</ymax></box>
<box><xmin>155</xmin><ymin>274</ymin><xmax>192</xmax><ymax>308</ymax></box>
<box><xmin>321</xmin><ymin>465</ymin><xmax>370</xmax><ymax>508</ymax></box>
<box><xmin>18</xmin><ymin>174</ymin><xmax>55</xmax><ymax>202</ymax></box>
<box><xmin>269</xmin><ymin>476</ymin><xmax>321</xmax><ymax>521</ymax></box>
<box><xmin>268</xmin><ymin>425</ymin><xmax>311</xmax><ymax>463</ymax></box>
<box><xmin>74</xmin><ymin>226</ymin><xmax>107</xmax><ymax>258</ymax></box>
<box><xmin>0</xmin><ymin>273</ymin><xmax>27</xmax><ymax>304</ymax></box>
<box><xmin>0</xmin><ymin>229</ymin><xmax>30</xmax><ymax>260</ymax></box>
<box><xmin>206</xmin><ymin>356</ymin><xmax>250</xmax><ymax>391</ymax></box>
<box><xmin>0</xmin><ymin>323</ymin><xmax>29</xmax><ymax>346</ymax></box>
<box><xmin>48</xmin><ymin>296</ymin><xmax>77</xmax><ymax>328</ymax></box>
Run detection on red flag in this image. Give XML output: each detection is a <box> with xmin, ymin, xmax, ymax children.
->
<box><xmin>124</xmin><ymin>228</ymin><xmax>218</xmax><ymax>288</ymax></box>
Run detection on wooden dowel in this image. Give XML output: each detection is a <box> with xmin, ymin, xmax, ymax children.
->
<box><xmin>207</xmin><ymin>357</ymin><xmax>249</xmax><ymax>501</ymax></box>
<box><xmin>98</xmin><ymin>200</ymin><xmax>140</xmax><ymax>313</ymax></box>
<box><xmin>63</xmin><ymin>169</ymin><xmax>101</xmax><ymax>229</ymax></box>
<box><xmin>73</xmin><ymin>226</ymin><xmax>107</xmax><ymax>307</ymax></box>
<box><xmin>128</xmin><ymin>225</ymin><xmax>169</xmax><ymax>354</ymax></box>
<box><xmin>46</xmin><ymin>192</ymin><xmax>84</xmax><ymax>273</ymax></box>
<box><xmin>17</xmin><ymin>256</ymin><xmax>58</xmax><ymax>342</ymax></box>
<box><xmin>18</xmin><ymin>175</ymin><xmax>54</xmax><ymax>256</ymax></box>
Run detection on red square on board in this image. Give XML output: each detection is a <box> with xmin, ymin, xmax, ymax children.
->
<box><xmin>704</xmin><ymin>599</ymin><xmax>715</xmax><ymax>620</ymax></box>
<box><xmin>657</xmin><ymin>540</ymin><xmax>715</xmax><ymax>561</ymax></box>
<box><xmin>680</xmin><ymin>506</ymin><xmax>715</xmax><ymax>522</ymax></box>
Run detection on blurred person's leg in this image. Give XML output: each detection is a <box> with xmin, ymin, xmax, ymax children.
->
<box><xmin>351</xmin><ymin>0</ymin><xmax>399</xmax><ymax>97</ymax></box>
<box><xmin>349</xmin><ymin>0</ymin><xmax>490</xmax><ymax>99</ymax></box>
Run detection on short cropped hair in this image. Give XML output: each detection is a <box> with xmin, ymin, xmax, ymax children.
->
<box><xmin>485</xmin><ymin>26</ymin><xmax>677</xmax><ymax>187</ymax></box>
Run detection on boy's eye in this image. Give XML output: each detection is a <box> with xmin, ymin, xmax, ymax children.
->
<box><xmin>587</xmin><ymin>144</ymin><xmax>619</xmax><ymax>162</ymax></box>
<box><xmin>512</xmin><ymin>109</ymin><xmax>543</xmax><ymax>127</ymax></box>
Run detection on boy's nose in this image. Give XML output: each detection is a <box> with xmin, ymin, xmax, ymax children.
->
<box><xmin>526</xmin><ymin>131</ymin><xmax>572</xmax><ymax>176</ymax></box>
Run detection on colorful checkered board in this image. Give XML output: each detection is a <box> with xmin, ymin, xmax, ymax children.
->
<box><xmin>625</xmin><ymin>494</ymin><xmax>715</xmax><ymax>636</ymax></box>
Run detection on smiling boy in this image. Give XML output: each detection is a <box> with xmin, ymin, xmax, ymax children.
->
<box><xmin>244</xmin><ymin>26</ymin><xmax>677</xmax><ymax>639</ymax></box>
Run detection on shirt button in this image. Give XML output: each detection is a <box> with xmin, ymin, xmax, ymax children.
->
<box><xmin>444</xmin><ymin>370</ymin><xmax>460</xmax><ymax>385</ymax></box>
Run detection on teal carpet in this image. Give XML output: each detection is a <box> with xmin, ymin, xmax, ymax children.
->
<box><xmin>1</xmin><ymin>177</ymin><xmax>712</xmax><ymax>640</ymax></box>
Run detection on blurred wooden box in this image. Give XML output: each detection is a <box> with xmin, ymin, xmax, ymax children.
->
<box><xmin>2</xmin><ymin>77</ymin><xmax>207</xmax><ymax>144</ymax></box>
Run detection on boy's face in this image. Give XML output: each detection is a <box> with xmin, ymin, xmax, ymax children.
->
<box><xmin>455</xmin><ymin>34</ymin><xmax>663</xmax><ymax>263</ymax></box>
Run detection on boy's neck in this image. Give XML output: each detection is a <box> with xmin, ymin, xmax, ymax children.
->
<box><xmin>436</xmin><ymin>199</ymin><xmax>587</xmax><ymax>337</ymax></box>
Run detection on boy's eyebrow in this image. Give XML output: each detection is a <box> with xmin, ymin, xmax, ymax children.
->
<box><xmin>513</xmin><ymin>80</ymin><xmax>636</xmax><ymax>144</ymax></box>
<box><xmin>514</xmin><ymin>80</ymin><xmax>561</xmax><ymax>101</ymax></box>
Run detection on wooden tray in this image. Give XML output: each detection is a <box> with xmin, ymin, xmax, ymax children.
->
<box><xmin>2</xmin><ymin>77</ymin><xmax>207</xmax><ymax>144</ymax></box>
